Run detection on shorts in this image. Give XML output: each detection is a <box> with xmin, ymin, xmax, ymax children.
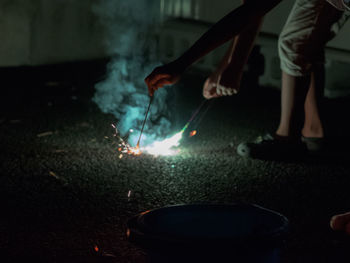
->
<box><xmin>278</xmin><ymin>0</ymin><xmax>347</xmax><ymax>76</ymax></box>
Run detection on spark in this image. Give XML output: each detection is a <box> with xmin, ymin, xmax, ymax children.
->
<box><xmin>112</xmin><ymin>124</ymin><xmax>142</xmax><ymax>156</ymax></box>
<box><xmin>127</xmin><ymin>190</ymin><xmax>131</xmax><ymax>198</ymax></box>
<box><xmin>141</xmin><ymin>130</ymin><xmax>184</xmax><ymax>156</ymax></box>
<box><xmin>94</xmin><ymin>245</ymin><xmax>99</xmax><ymax>252</ymax></box>
<box><xmin>189</xmin><ymin>130</ymin><xmax>197</xmax><ymax>137</ymax></box>
<box><xmin>128</xmin><ymin>146</ymin><xmax>141</xmax><ymax>155</ymax></box>
<box><xmin>49</xmin><ymin>171</ymin><xmax>60</xmax><ymax>180</ymax></box>
<box><xmin>37</xmin><ymin>131</ymin><xmax>54</xmax><ymax>138</ymax></box>
<box><xmin>110</xmin><ymin>99</ymin><xmax>210</xmax><ymax>157</ymax></box>
<box><xmin>111</xmin><ymin>120</ymin><xmax>190</xmax><ymax>157</ymax></box>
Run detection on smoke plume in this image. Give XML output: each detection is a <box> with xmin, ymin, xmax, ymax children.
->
<box><xmin>92</xmin><ymin>0</ymin><xmax>172</xmax><ymax>146</ymax></box>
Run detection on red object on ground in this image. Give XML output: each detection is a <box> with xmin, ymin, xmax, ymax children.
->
<box><xmin>190</xmin><ymin>130</ymin><xmax>197</xmax><ymax>137</ymax></box>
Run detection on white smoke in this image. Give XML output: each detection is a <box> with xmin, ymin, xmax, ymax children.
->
<box><xmin>92</xmin><ymin>0</ymin><xmax>172</xmax><ymax>146</ymax></box>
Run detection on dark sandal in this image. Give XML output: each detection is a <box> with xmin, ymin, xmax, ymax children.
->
<box><xmin>237</xmin><ymin>133</ymin><xmax>307</xmax><ymax>160</ymax></box>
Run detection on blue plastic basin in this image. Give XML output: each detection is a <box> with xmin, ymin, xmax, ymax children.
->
<box><xmin>127</xmin><ymin>203</ymin><xmax>289</xmax><ymax>263</ymax></box>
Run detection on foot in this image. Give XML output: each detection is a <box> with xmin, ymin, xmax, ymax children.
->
<box><xmin>301</xmin><ymin>129</ymin><xmax>325</xmax><ymax>153</ymax></box>
<box><xmin>330</xmin><ymin>212</ymin><xmax>350</xmax><ymax>235</ymax></box>
<box><xmin>203</xmin><ymin>79</ymin><xmax>238</xmax><ymax>99</ymax></box>
<box><xmin>202</xmin><ymin>70</ymin><xmax>239</xmax><ymax>99</ymax></box>
<box><xmin>237</xmin><ymin>133</ymin><xmax>307</xmax><ymax>160</ymax></box>
<box><xmin>301</xmin><ymin>136</ymin><xmax>325</xmax><ymax>152</ymax></box>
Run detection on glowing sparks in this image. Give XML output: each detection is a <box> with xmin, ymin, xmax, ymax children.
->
<box><xmin>141</xmin><ymin>130</ymin><xmax>184</xmax><ymax>156</ymax></box>
<box><xmin>49</xmin><ymin>171</ymin><xmax>60</xmax><ymax>180</ymax></box>
<box><xmin>112</xmin><ymin>123</ymin><xmax>185</xmax><ymax>157</ymax></box>
<box><xmin>127</xmin><ymin>190</ymin><xmax>131</xmax><ymax>198</ymax></box>
<box><xmin>94</xmin><ymin>245</ymin><xmax>99</xmax><ymax>252</ymax></box>
<box><xmin>189</xmin><ymin>130</ymin><xmax>197</xmax><ymax>137</ymax></box>
<box><xmin>128</xmin><ymin>146</ymin><xmax>141</xmax><ymax>155</ymax></box>
<box><xmin>37</xmin><ymin>131</ymin><xmax>53</xmax><ymax>138</ymax></box>
<box><xmin>110</xmin><ymin>100</ymin><xmax>210</xmax><ymax>157</ymax></box>
<box><xmin>111</xmin><ymin>116</ymin><xmax>203</xmax><ymax>157</ymax></box>
<box><xmin>112</xmin><ymin>124</ymin><xmax>142</xmax><ymax>156</ymax></box>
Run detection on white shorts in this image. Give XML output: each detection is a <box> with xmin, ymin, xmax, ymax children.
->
<box><xmin>278</xmin><ymin>0</ymin><xmax>347</xmax><ymax>76</ymax></box>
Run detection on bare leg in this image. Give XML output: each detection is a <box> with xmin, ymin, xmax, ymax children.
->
<box><xmin>219</xmin><ymin>16</ymin><xmax>263</xmax><ymax>91</ymax></box>
<box><xmin>276</xmin><ymin>72</ymin><xmax>310</xmax><ymax>139</ymax></box>
<box><xmin>276</xmin><ymin>65</ymin><xmax>324</xmax><ymax>139</ymax></box>
<box><xmin>302</xmin><ymin>65</ymin><xmax>325</xmax><ymax>138</ymax></box>
<box><xmin>276</xmin><ymin>0</ymin><xmax>344</xmax><ymax>139</ymax></box>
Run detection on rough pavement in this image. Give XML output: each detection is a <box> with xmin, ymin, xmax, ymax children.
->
<box><xmin>1</xmin><ymin>64</ymin><xmax>350</xmax><ymax>262</ymax></box>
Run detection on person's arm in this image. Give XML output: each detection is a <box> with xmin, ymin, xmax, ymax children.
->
<box><xmin>174</xmin><ymin>0</ymin><xmax>281</xmax><ymax>69</ymax></box>
<box><xmin>145</xmin><ymin>0</ymin><xmax>282</xmax><ymax>95</ymax></box>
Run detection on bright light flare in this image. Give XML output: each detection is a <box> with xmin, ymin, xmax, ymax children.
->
<box><xmin>128</xmin><ymin>145</ymin><xmax>142</xmax><ymax>155</ymax></box>
<box><xmin>141</xmin><ymin>130</ymin><xmax>184</xmax><ymax>156</ymax></box>
<box><xmin>112</xmin><ymin>123</ymin><xmax>186</xmax><ymax>157</ymax></box>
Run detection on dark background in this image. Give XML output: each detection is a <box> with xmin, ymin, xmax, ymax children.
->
<box><xmin>1</xmin><ymin>0</ymin><xmax>350</xmax><ymax>262</ymax></box>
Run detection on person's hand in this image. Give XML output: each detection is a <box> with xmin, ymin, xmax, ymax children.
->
<box><xmin>145</xmin><ymin>61</ymin><xmax>183</xmax><ymax>96</ymax></box>
<box><xmin>203</xmin><ymin>68</ymin><xmax>239</xmax><ymax>99</ymax></box>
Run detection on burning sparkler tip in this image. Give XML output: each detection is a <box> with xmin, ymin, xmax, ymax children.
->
<box><xmin>94</xmin><ymin>245</ymin><xmax>99</xmax><ymax>252</ymax></box>
<box><xmin>189</xmin><ymin>130</ymin><xmax>197</xmax><ymax>137</ymax></box>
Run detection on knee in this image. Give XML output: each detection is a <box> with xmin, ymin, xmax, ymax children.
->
<box><xmin>278</xmin><ymin>32</ymin><xmax>292</xmax><ymax>60</ymax></box>
<box><xmin>278</xmin><ymin>32</ymin><xmax>315</xmax><ymax>76</ymax></box>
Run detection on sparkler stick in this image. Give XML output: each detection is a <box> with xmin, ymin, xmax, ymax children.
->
<box><xmin>181</xmin><ymin>99</ymin><xmax>208</xmax><ymax>132</ymax></box>
<box><xmin>191</xmin><ymin>99</ymin><xmax>216</xmax><ymax>131</ymax></box>
<box><xmin>187</xmin><ymin>99</ymin><xmax>207</xmax><ymax>124</ymax></box>
<box><xmin>136</xmin><ymin>96</ymin><xmax>154</xmax><ymax>148</ymax></box>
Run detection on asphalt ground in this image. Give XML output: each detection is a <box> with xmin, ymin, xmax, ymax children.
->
<box><xmin>1</xmin><ymin>61</ymin><xmax>350</xmax><ymax>262</ymax></box>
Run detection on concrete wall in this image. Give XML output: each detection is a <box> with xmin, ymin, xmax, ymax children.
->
<box><xmin>1</xmin><ymin>0</ymin><xmax>350</xmax><ymax>68</ymax></box>
<box><xmin>161</xmin><ymin>0</ymin><xmax>350</xmax><ymax>50</ymax></box>
<box><xmin>0</xmin><ymin>0</ymin><xmax>106</xmax><ymax>67</ymax></box>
